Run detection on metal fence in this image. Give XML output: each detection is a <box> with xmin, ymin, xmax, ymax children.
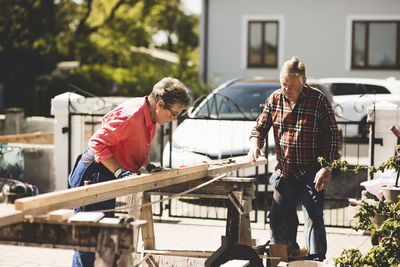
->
<box><xmin>161</xmin><ymin>119</ymin><xmax>376</xmax><ymax>228</ymax></box>
<box><xmin>67</xmin><ymin>105</ymin><xmax>376</xmax><ymax>228</ymax></box>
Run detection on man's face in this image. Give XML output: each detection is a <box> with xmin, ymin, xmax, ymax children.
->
<box><xmin>280</xmin><ymin>74</ymin><xmax>306</xmax><ymax>104</ymax></box>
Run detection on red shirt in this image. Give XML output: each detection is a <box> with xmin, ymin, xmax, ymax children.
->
<box><xmin>251</xmin><ymin>85</ymin><xmax>341</xmax><ymax>180</ymax></box>
<box><xmin>89</xmin><ymin>96</ymin><xmax>156</xmax><ymax>172</ymax></box>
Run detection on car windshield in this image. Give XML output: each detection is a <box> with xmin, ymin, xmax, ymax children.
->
<box><xmin>196</xmin><ymin>82</ymin><xmax>280</xmax><ymax>120</ymax></box>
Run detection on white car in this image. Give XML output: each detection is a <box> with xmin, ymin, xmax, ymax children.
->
<box><xmin>309</xmin><ymin>77</ymin><xmax>400</xmax><ymax>136</ymax></box>
<box><xmin>162</xmin><ymin>77</ymin><xmax>281</xmax><ymax>174</ymax></box>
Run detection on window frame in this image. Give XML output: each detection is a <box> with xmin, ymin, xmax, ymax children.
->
<box><xmin>247</xmin><ymin>20</ymin><xmax>279</xmax><ymax>68</ymax></box>
<box><xmin>351</xmin><ymin>20</ymin><xmax>400</xmax><ymax>70</ymax></box>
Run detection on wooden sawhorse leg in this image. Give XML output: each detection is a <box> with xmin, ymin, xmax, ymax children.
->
<box><xmin>140</xmin><ymin>193</ymin><xmax>156</xmax><ymax>250</ymax></box>
<box><xmin>206</xmin><ymin>187</ymin><xmax>262</xmax><ymax>267</ymax></box>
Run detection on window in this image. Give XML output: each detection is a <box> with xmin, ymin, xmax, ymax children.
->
<box><xmin>247</xmin><ymin>21</ymin><xmax>279</xmax><ymax>68</ymax></box>
<box><xmin>330</xmin><ymin>83</ymin><xmax>390</xmax><ymax>96</ymax></box>
<box><xmin>331</xmin><ymin>83</ymin><xmax>361</xmax><ymax>95</ymax></box>
<box><xmin>363</xmin><ymin>84</ymin><xmax>390</xmax><ymax>94</ymax></box>
<box><xmin>352</xmin><ymin>21</ymin><xmax>400</xmax><ymax>69</ymax></box>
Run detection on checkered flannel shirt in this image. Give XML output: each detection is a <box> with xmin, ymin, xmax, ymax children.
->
<box><xmin>251</xmin><ymin>84</ymin><xmax>341</xmax><ymax>180</ymax></box>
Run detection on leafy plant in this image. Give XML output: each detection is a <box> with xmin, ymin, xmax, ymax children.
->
<box><xmin>320</xmin><ymin>151</ymin><xmax>400</xmax><ymax>266</ymax></box>
<box><xmin>318</xmin><ymin>145</ymin><xmax>400</xmax><ymax>184</ymax></box>
<box><xmin>334</xmin><ymin>200</ymin><xmax>400</xmax><ymax>266</ymax></box>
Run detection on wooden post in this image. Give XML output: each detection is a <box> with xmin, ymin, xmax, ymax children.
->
<box><xmin>238</xmin><ymin>199</ymin><xmax>252</xmax><ymax>246</ymax></box>
<box><xmin>94</xmin><ymin>228</ymin><xmax>133</xmax><ymax>267</ymax></box>
<box><xmin>140</xmin><ymin>193</ymin><xmax>155</xmax><ymax>250</ymax></box>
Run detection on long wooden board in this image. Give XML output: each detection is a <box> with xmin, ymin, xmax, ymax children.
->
<box><xmin>208</xmin><ymin>156</ymin><xmax>267</xmax><ymax>176</ymax></box>
<box><xmin>0</xmin><ymin>156</ymin><xmax>267</xmax><ymax>227</ymax></box>
<box><xmin>14</xmin><ymin>164</ymin><xmax>209</xmax><ymax>213</ymax></box>
<box><xmin>0</xmin><ymin>204</ymin><xmax>24</xmax><ymax>227</ymax></box>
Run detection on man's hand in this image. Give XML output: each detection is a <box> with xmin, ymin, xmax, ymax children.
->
<box><xmin>248</xmin><ymin>138</ymin><xmax>262</xmax><ymax>165</ymax></box>
<box><xmin>146</xmin><ymin>164</ymin><xmax>163</xmax><ymax>173</ymax></box>
<box><xmin>314</xmin><ymin>168</ymin><xmax>331</xmax><ymax>191</ymax></box>
<box><xmin>248</xmin><ymin>147</ymin><xmax>261</xmax><ymax>165</ymax></box>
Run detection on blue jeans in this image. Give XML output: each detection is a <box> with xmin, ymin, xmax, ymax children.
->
<box><xmin>69</xmin><ymin>148</ymin><xmax>116</xmax><ymax>267</ymax></box>
<box><xmin>268</xmin><ymin>169</ymin><xmax>327</xmax><ymax>258</ymax></box>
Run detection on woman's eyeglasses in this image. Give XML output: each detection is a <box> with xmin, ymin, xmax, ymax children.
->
<box><xmin>164</xmin><ymin>103</ymin><xmax>180</xmax><ymax>118</ymax></box>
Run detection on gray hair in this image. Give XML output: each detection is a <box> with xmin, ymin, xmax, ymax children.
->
<box><xmin>280</xmin><ymin>56</ymin><xmax>306</xmax><ymax>79</ymax></box>
<box><xmin>149</xmin><ymin>77</ymin><xmax>190</xmax><ymax>108</ymax></box>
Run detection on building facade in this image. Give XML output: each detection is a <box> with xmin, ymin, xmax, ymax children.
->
<box><xmin>200</xmin><ymin>0</ymin><xmax>400</xmax><ymax>85</ymax></box>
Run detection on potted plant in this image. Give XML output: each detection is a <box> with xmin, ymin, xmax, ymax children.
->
<box><xmin>333</xmin><ymin>200</ymin><xmax>400</xmax><ymax>266</ymax></box>
<box><xmin>318</xmin><ymin>153</ymin><xmax>400</xmax><ymax>266</ymax></box>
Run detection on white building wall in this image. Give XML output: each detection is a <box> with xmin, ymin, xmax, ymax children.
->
<box><xmin>204</xmin><ymin>0</ymin><xmax>400</xmax><ymax>85</ymax></box>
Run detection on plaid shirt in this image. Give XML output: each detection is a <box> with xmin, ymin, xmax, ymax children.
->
<box><xmin>251</xmin><ymin>84</ymin><xmax>341</xmax><ymax>180</ymax></box>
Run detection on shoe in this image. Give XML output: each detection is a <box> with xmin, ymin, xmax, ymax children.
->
<box><xmin>311</xmin><ymin>257</ymin><xmax>325</xmax><ymax>262</ymax></box>
<box><xmin>306</xmin><ymin>254</ymin><xmax>325</xmax><ymax>262</ymax></box>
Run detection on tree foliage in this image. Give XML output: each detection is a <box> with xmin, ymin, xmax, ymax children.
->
<box><xmin>0</xmin><ymin>0</ymin><xmax>202</xmax><ymax>115</ymax></box>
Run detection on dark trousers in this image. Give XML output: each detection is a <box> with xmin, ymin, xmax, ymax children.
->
<box><xmin>69</xmin><ymin>148</ymin><xmax>116</xmax><ymax>267</ymax></box>
<box><xmin>268</xmin><ymin>170</ymin><xmax>327</xmax><ymax>258</ymax></box>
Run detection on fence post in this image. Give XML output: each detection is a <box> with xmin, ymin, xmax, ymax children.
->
<box><xmin>51</xmin><ymin>92</ymin><xmax>85</xmax><ymax>191</ymax></box>
<box><xmin>4</xmin><ymin>107</ymin><xmax>24</xmax><ymax>135</ymax></box>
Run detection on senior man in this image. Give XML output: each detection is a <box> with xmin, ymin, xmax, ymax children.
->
<box><xmin>249</xmin><ymin>56</ymin><xmax>341</xmax><ymax>261</ymax></box>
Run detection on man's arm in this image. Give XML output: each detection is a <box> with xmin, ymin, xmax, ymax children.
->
<box><xmin>249</xmin><ymin>137</ymin><xmax>262</xmax><ymax>164</ymax></box>
<box><xmin>248</xmin><ymin>97</ymin><xmax>273</xmax><ymax>164</ymax></box>
<box><xmin>319</xmin><ymin>96</ymin><xmax>341</xmax><ymax>163</ymax></box>
<box><xmin>315</xmin><ymin>95</ymin><xmax>341</xmax><ymax>191</ymax></box>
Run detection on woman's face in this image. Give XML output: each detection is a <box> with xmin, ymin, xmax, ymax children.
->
<box><xmin>156</xmin><ymin>100</ymin><xmax>183</xmax><ymax>124</ymax></box>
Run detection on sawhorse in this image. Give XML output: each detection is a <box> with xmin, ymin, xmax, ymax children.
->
<box><xmin>140</xmin><ymin>176</ymin><xmax>263</xmax><ymax>266</ymax></box>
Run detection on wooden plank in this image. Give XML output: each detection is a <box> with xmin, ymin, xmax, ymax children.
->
<box><xmin>14</xmin><ymin>164</ymin><xmax>209</xmax><ymax>214</ymax></box>
<box><xmin>0</xmin><ymin>209</ymin><xmax>24</xmax><ymax>226</ymax></box>
<box><xmin>3</xmin><ymin>156</ymin><xmax>266</xmax><ymax>227</ymax></box>
<box><xmin>0</xmin><ymin>204</ymin><xmax>25</xmax><ymax>226</ymax></box>
<box><xmin>208</xmin><ymin>156</ymin><xmax>267</xmax><ymax>176</ymax></box>
<box><xmin>98</xmin><ymin>217</ymin><xmax>121</xmax><ymax>224</ymax></box>
<box><xmin>47</xmin><ymin>209</ymin><xmax>75</xmax><ymax>221</ymax></box>
<box><xmin>0</xmin><ymin>131</ymin><xmax>53</xmax><ymax>144</ymax></box>
<box><xmin>143</xmin><ymin>249</ymin><xmax>214</xmax><ymax>258</ymax></box>
<box><xmin>68</xmin><ymin>212</ymin><xmax>104</xmax><ymax>223</ymax></box>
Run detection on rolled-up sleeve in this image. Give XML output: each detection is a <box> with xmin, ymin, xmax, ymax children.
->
<box><xmin>250</xmin><ymin>97</ymin><xmax>273</xmax><ymax>148</ymax></box>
